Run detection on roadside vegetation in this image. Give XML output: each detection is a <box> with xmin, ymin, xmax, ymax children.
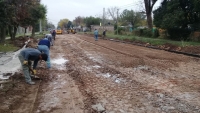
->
<box><xmin>106</xmin><ymin>33</ymin><xmax>200</xmax><ymax>47</ymax></box>
<box><xmin>0</xmin><ymin>40</ymin><xmax>19</xmax><ymax>52</ymax></box>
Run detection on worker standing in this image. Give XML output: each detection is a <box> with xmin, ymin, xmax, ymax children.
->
<box><xmin>18</xmin><ymin>48</ymin><xmax>48</xmax><ymax>85</ymax></box>
<box><xmin>45</xmin><ymin>34</ymin><xmax>54</xmax><ymax>46</ymax></box>
<box><xmin>51</xmin><ymin>30</ymin><xmax>56</xmax><ymax>40</ymax></box>
<box><xmin>102</xmin><ymin>30</ymin><xmax>107</xmax><ymax>39</ymax></box>
<box><xmin>94</xmin><ymin>29</ymin><xmax>98</xmax><ymax>41</ymax></box>
<box><xmin>37</xmin><ymin>37</ymin><xmax>51</xmax><ymax>68</ymax></box>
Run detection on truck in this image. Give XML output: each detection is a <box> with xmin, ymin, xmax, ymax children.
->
<box><xmin>56</xmin><ymin>28</ymin><xmax>62</xmax><ymax>34</ymax></box>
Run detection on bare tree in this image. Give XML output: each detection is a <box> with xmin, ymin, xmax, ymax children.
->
<box><xmin>73</xmin><ymin>16</ymin><xmax>84</xmax><ymax>26</ymax></box>
<box><xmin>144</xmin><ymin>0</ymin><xmax>158</xmax><ymax>29</ymax></box>
<box><xmin>107</xmin><ymin>7</ymin><xmax>119</xmax><ymax>21</ymax></box>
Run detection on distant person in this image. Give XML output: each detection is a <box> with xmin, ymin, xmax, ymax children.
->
<box><xmin>45</xmin><ymin>34</ymin><xmax>54</xmax><ymax>46</ymax></box>
<box><xmin>18</xmin><ymin>48</ymin><xmax>47</xmax><ymax>85</ymax></box>
<box><xmin>102</xmin><ymin>30</ymin><xmax>107</xmax><ymax>39</ymax></box>
<box><xmin>51</xmin><ymin>30</ymin><xmax>56</xmax><ymax>40</ymax></box>
<box><xmin>37</xmin><ymin>37</ymin><xmax>51</xmax><ymax>68</ymax></box>
<box><xmin>94</xmin><ymin>29</ymin><xmax>98</xmax><ymax>41</ymax></box>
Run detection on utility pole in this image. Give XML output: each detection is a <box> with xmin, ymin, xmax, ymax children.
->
<box><xmin>39</xmin><ymin>19</ymin><xmax>42</xmax><ymax>33</ymax></box>
<box><xmin>117</xmin><ymin>8</ymin><xmax>119</xmax><ymax>35</ymax></box>
<box><xmin>103</xmin><ymin>8</ymin><xmax>105</xmax><ymax>30</ymax></box>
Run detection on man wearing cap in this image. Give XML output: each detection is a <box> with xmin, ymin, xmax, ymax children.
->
<box><xmin>18</xmin><ymin>48</ymin><xmax>48</xmax><ymax>85</ymax></box>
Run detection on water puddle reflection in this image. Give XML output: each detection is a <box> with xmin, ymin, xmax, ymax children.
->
<box><xmin>51</xmin><ymin>58</ymin><xmax>68</xmax><ymax>70</ymax></box>
<box><xmin>97</xmin><ymin>73</ymin><xmax>126</xmax><ymax>83</ymax></box>
<box><xmin>52</xmin><ymin>58</ymin><xmax>68</xmax><ymax>65</ymax></box>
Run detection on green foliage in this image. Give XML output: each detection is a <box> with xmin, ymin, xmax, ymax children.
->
<box><xmin>114</xmin><ymin>24</ymin><xmax>117</xmax><ymax>30</ymax></box>
<box><xmin>133</xmin><ymin>29</ymin><xmax>152</xmax><ymax>37</ymax></box>
<box><xmin>114</xmin><ymin>27</ymin><xmax>125</xmax><ymax>35</ymax></box>
<box><xmin>66</xmin><ymin>21</ymin><xmax>72</xmax><ymax>29</ymax></box>
<box><xmin>58</xmin><ymin>19</ymin><xmax>69</xmax><ymax>28</ymax></box>
<box><xmin>168</xmin><ymin>28</ymin><xmax>191</xmax><ymax>41</ymax></box>
<box><xmin>46</xmin><ymin>22</ymin><xmax>55</xmax><ymax>30</ymax></box>
<box><xmin>119</xmin><ymin>9</ymin><xmax>145</xmax><ymax>28</ymax></box>
<box><xmin>142</xmin><ymin>29</ymin><xmax>153</xmax><ymax>37</ymax></box>
<box><xmin>153</xmin><ymin>0</ymin><xmax>200</xmax><ymax>40</ymax></box>
<box><xmin>107</xmin><ymin>33</ymin><xmax>200</xmax><ymax>47</ymax></box>
<box><xmin>84</xmin><ymin>16</ymin><xmax>101</xmax><ymax>28</ymax></box>
<box><xmin>0</xmin><ymin>42</ymin><xmax>19</xmax><ymax>52</ymax></box>
<box><xmin>153</xmin><ymin>28</ymin><xmax>159</xmax><ymax>38</ymax></box>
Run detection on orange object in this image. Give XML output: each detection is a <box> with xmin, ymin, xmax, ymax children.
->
<box><xmin>56</xmin><ymin>28</ymin><xmax>62</xmax><ymax>34</ymax></box>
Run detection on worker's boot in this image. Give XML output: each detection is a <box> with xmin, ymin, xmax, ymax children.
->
<box><xmin>26</xmin><ymin>81</ymin><xmax>35</xmax><ymax>85</ymax></box>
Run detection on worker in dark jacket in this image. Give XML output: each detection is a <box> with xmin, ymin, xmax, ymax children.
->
<box><xmin>37</xmin><ymin>37</ymin><xmax>51</xmax><ymax>68</ymax></box>
<box><xmin>51</xmin><ymin>30</ymin><xmax>56</xmax><ymax>40</ymax></box>
<box><xmin>18</xmin><ymin>48</ymin><xmax>47</xmax><ymax>85</ymax></box>
<box><xmin>38</xmin><ymin>37</ymin><xmax>50</xmax><ymax>49</ymax></box>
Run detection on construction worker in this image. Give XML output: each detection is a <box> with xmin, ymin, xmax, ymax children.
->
<box><xmin>51</xmin><ymin>30</ymin><xmax>56</xmax><ymax>40</ymax></box>
<box><xmin>18</xmin><ymin>48</ymin><xmax>48</xmax><ymax>85</ymax></box>
<box><xmin>45</xmin><ymin>34</ymin><xmax>54</xmax><ymax>46</ymax></box>
<box><xmin>94</xmin><ymin>29</ymin><xmax>98</xmax><ymax>41</ymax></box>
<box><xmin>102</xmin><ymin>30</ymin><xmax>107</xmax><ymax>39</ymax></box>
<box><xmin>37</xmin><ymin>37</ymin><xmax>51</xmax><ymax>68</ymax></box>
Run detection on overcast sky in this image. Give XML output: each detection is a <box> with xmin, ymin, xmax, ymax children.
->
<box><xmin>41</xmin><ymin>0</ymin><xmax>162</xmax><ymax>27</ymax></box>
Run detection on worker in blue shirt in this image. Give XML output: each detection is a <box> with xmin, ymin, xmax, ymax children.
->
<box><xmin>38</xmin><ymin>37</ymin><xmax>50</xmax><ymax>49</ymax></box>
<box><xmin>18</xmin><ymin>48</ymin><xmax>48</xmax><ymax>85</ymax></box>
<box><xmin>37</xmin><ymin>37</ymin><xmax>51</xmax><ymax>68</ymax></box>
<box><xmin>94</xmin><ymin>29</ymin><xmax>98</xmax><ymax>41</ymax></box>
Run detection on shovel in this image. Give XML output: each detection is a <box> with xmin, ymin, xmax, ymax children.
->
<box><xmin>27</xmin><ymin>65</ymin><xmax>40</xmax><ymax>80</ymax></box>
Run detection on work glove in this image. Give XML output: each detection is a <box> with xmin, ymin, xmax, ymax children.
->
<box><xmin>33</xmin><ymin>70</ymin><xmax>36</xmax><ymax>75</ymax></box>
<box><xmin>23</xmin><ymin>60</ymin><xmax>28</xmax><ymax>65</ymax></box>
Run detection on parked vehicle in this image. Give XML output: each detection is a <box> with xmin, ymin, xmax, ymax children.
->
<box><xmin>56</xmin><ymin>28</ymin><xmax>62</xmax><ymax>34</ymax></box>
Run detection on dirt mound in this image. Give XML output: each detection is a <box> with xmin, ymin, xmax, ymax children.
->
<box><xmin>180</xmin><ymin>46</ymin><xmax>200</xmax><ymax>54</ymax></box>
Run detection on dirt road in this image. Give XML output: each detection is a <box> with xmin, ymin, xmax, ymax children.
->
<box><xmin>1</xmin><ymin>34</ymin><xmax>200</xmax><ymax>113</ymax></box>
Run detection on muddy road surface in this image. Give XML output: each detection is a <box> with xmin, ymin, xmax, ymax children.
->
<box><xmin>1</xmin><ymin>34</ymin><xmax>200</xmax><ymax>113</ymax></box>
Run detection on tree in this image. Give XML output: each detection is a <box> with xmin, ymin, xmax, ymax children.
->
<box><xmin>0</xmin><ymin>0</ymin><xmax>8</xmax><ymax>43</ymax></box>
<box><xmin>107</xmin><ymin>7</ymin><xmax>119</xmax><ymax>21</ymax></box>
<box><xmin>66</xmin><ymin>21</ymin><xmax>73</xmax><ymax>29</ymax></box>
<box><xmin>73</xmin><ymin>16</ymin><xmax>84</xmax><ymax>27</ymax></box>
<box><xmin>58</xmin><ymin>18</ymin><xmax>69</xmax><ymax>29</ymax></box>
<box><xmin>46</xmin><ymin>22</ymin><xmax>55</xmax><ymax>30</ymax></box>
<box><xmin>144</xmin><ymin>0</ymin><xmax>158</xmax><ymax>29</ymax></box>
<box><xmin>23</xmin><ymin>4</ymin><xmax>47</xmax><ymax>37</ymax></box>
<box><xmin>154</xmin><ymin>0</ymin><xmax>200</xmax><ymax>29</ymax></box>
<box><xmin>84</xmin><ymin>16</ymin><xmax>101</xmax><ymax>28</ymax></box>
<box><xmin>153</xmin><ymin>0</ymin><xmax>200</xmax><ymax>40</ymax></box>
<box><xmin>120</xmin><ymin>9</ymin><xmax>146</xmax><ymax>28</ymax></box>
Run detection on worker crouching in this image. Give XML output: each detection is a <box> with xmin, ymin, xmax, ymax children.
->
<box><xmin>18</xmin><ymin>48</ymin><xmax>48</xmax><ymax>85</ymax></box>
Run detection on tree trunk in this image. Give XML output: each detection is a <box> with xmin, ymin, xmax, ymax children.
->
<box><xmin>31</xmin><ymin>25</ymin><xmax>35</xmax><ymax>37</ymax></box>
<box><xmin>24</xmin><ymin>27</ymin><xmax>27</xmax><ymax>37</ymax></box>
<box><xmin>147</xmin><ymin>12</ymin><xmax>153</xmax><ymax>29</ymax></box>
<box><xmin>144</xmin><ymin>0</ymin><xmax>157</xmax><ymax>29</ymax></box>
<box><xmin>8</xmin><ymin>25</ymin><xmax>18</xmax><ymax>40</ymax></box>
<box><xmin>8</xmin><ymin>25</ymin><xmax>13</xmax><ymax>40</ymax></box>
<box><xmin>13</xmin><ymin>26</ymin><xmax>17</xmax><ymax>40</ymax></box>
<box><xmin>0</xmin><ymin>27</ymin><xmax>6</xmax><ymax>43</ymax></box>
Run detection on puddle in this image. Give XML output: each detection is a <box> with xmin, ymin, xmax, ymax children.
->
<box><xmin>51</xmin><ymin>58</ymin><xmax>68</xmax><ymax>70</ymax></box>
<box><xmin>133</xmin><ymin>65</ymin><xmax>149</xmax><ymax>71</ymax></box>
<box><xmin>92</xmin><ymin>65</ymin><xmax>101</xmax><ymax>68</ymax></box>
<box><xmin>97</xmin><ymin>73</ymin><xmax>126</xmax><ymax>83</ymax></box>
<box><xmin>101</xmin><ymin>73</ymin><xmax>111</xmax><ymax>78</ymax></box>
<box><xmin>52</xmin><ymin>58</ymin><xmax>68</xmax><ymax>65</ymax></box>
<box><xmin>0</xmin><ymin>75</ymin><xmax>10</xmax><ymax>80</ymax></box>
